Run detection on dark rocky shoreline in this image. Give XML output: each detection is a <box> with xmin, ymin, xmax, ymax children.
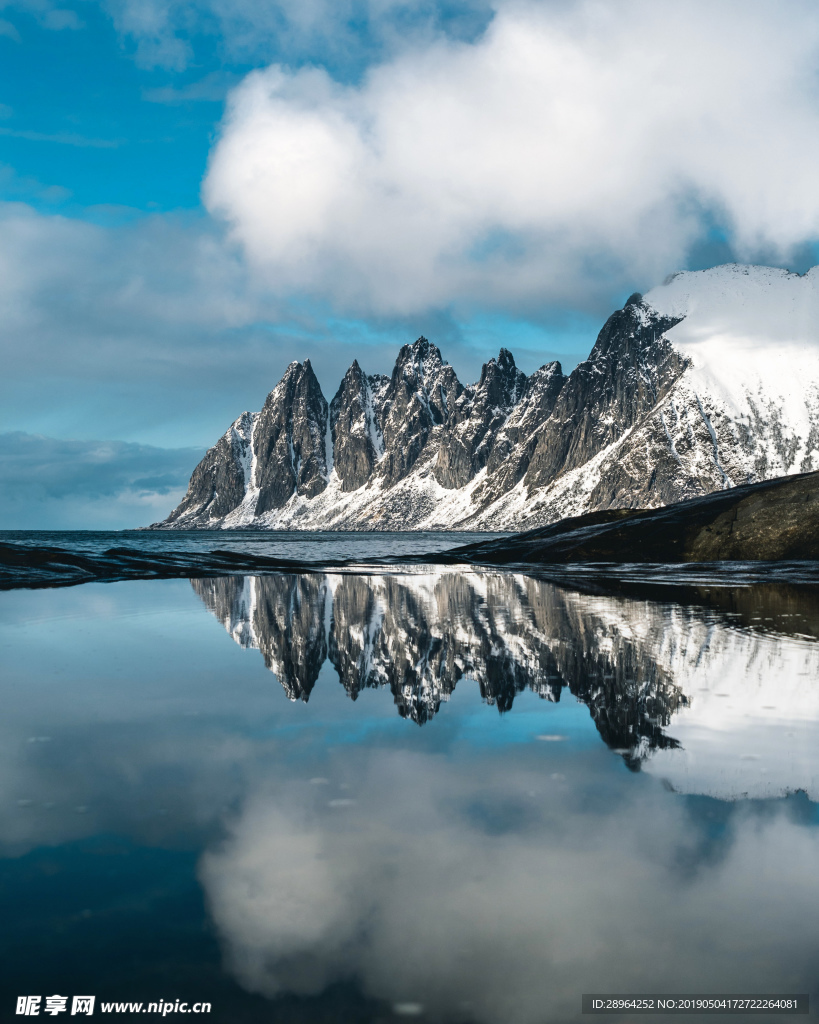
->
<box><xmin>451</xmin><ymin>469</ymin><xmax>819</xmax><ymax>565</ymax></box>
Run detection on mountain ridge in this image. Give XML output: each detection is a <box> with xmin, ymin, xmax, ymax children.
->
<box><xmin>152</xmin><ymin>264</ymin><xmax>819</xmax><ymax>531</ymax></box>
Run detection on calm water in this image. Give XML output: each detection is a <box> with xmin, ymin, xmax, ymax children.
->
<box><xmin>1</xmin><ymin>537</ymin><xmax>818</xmax><ymax>1022</ymax></box>
<box><xmin>0</xmin><ymin>530</ymin><xmax>507</xmax><ymax>563</ymax></box>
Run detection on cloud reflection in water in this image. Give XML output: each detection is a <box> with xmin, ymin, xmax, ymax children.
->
<box><xmin>201</xmin><ymin>746</ymin><xmax>818</xmax><ymax>1024</ymax></box>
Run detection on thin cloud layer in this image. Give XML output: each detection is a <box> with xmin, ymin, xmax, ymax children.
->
<box><xmin>0</xmin><ymin>202</ymin><xmax>326</xmax><ymax>445</ymax></box>
<box><xmin>102</xmin><ymin>0</ymin><xmax>494</xmax><ymax>72</ymax></box>
<box><xmin>204</xmin><ymin>0</ymin><xmax>819</xmax><ymax>316</ymax></box>
<box><xmin>0</xmin><ymin>432</ymin><xmax>203</xmax><ymax>528</ymax></box>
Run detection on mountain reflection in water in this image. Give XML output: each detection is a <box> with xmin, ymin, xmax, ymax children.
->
<box><xmin>193</xmin><ymin>571</ymin><xmax>819</xmax><ymax>799</ymax></box>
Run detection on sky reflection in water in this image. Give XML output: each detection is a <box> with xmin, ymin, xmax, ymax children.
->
<box><xmin>0</xmin><ymin>571</ymin><xmax>817</xmax><ymax>1023</ymax></box>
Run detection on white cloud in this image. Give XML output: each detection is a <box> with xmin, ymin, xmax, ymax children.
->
<box><xmin>204</xmin><ymin>0</ymin><xmax>819</xmax><ymax>316</ymax></box>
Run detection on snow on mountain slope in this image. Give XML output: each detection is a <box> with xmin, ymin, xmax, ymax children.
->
<box><xmin>154</xmin><ymin>264</ymin><xmax>819</xmax><ymax>531</ymax></box>
<box><xmin>646</xmin><ymin>264</ymin><xmax>819</xmax><ymax>480</ymax></box>
<box><xmin>469</xmin><ymin>266</ymin><xmax>819</xmax><ymax>528</ymax></box>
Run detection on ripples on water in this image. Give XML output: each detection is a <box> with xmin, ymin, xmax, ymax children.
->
<box><xmin>1</xmin><ymin>529</ymin><xmax>504</xmax><ymax>562</ymax></box>
<box><xmin>0</xmin><ymin>535</ymin><xmax>817</xmax><ymax>1022</ymax></box>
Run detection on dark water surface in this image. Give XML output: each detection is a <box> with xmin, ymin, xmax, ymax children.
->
<box><xmin>1</xmin><ymin>536</ymin><xmax>818</xmax><ymax>1023</ymax></box>
<box><xmin>0</xmin><ymin>529</ymin><xmax>504</xmax><ymax>562</ymax></box>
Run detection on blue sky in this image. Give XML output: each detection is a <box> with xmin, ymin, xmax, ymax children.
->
<box><xmin>2</xmin><ymin>0</ymin><xmax>819</xmax><ymax>527</ymax></box>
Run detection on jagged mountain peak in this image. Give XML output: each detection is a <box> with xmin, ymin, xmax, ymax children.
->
<box><xmin>231</xmin><ymin>410</ymin><xmax>255</xmax><ymax>434</ymax></box>
<box><xmin>587</xmin><ymin>293</ymin><xmax>680</xmax><ymax>365</ymax></box>
<box><xmin>539</xmin><ymin>359</ymin><xmax>563</xmax><ymax>376</ymax></box>
<box><xmin>476</xmin><ymin>348</ymin><xmax>526</xmax><ymax>403</ymax></box>
<box><xmin>271</xmin><ymin>357</ymin><xmax>324</xmax><ymax>397</ymax></box>
<box><xmin>249</xmin><ymin>356</ymin><xmax>331</xmax><ymax>517</ymax></box>
<box><xmin>296</xmin><ymin>356</ymin><xmax>320</xmax><ymax>379</ymax></box>
<box><xmin>394</xmin><ymin>336</ymin><xmax>447</xmax><ymax>386</ymax></box>
<box><xmin>337</xmin><ymin>359</ymin><xmax>366</xmax><ymax>388</ymax></box>
<box><xmin>480</xmin><ymin>346</ymin><xmax>514</xmax><ymax>375</ymax></box>
<box><xmin>406</xmin><ymin>334</ymin><xmax>439</xmax><ymax>356</ymax></box>
<box><xmin>497</xmin><ymin>346</ymin><xmax>515</xmax><ymax>366</ymax></box>
<box><xmin>330</xmin><ymin>357</ymin><xmax>385</xmax><ymax>491</ymax></box>
<box><xmin>153</xmin><ymin>263</ymin><xmax>819</xmax><ymax>532</ymax></box>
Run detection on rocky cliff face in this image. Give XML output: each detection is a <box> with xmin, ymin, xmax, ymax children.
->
<box><xmin>521</xmin><ymin>300</ymin><xmax>687</xmax><ymax>493</ymax></box>
<box><xmin>154</xmin><ymin>264</ymin><xmax>819</xmax><ymax>531</ymax></box>
<box><xmin>160</xmin><ymin>411</ymin><xmax>256</xmax><ymax>527</ymax></box>
<box><xmin>378</xmin><ymin>337</ymin><xmax>463</xmax><ymax>488</ymax></box>
<box><xmin>253</xmin><ymin>359</ymin><xmax>331</xmax><ymax>515</ymax></box>
<box><xmin>330</xmin><ymin>362</ymin><xmax>387</xmax><ymax>492</ymax></box>
<box><xmin>434</xmin><ymin>347</ymin><xmax>527</xmax><ymax>489</ymax></box>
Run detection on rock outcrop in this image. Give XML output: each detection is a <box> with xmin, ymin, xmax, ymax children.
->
<box><xmin>253</xmin><ymin>359</ymin><xmax>331</xmax><ymax>515</ymax></box>
<box><xmin>452</xmin><ymin>469</ymin><xmax>819</xmax><ymax>564</ymax></box>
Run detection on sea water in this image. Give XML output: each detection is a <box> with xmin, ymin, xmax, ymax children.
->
<box><xmin>0</xmin><ymin>534</ymin><xmax>817</xmax><ymax>1022</ymax></box>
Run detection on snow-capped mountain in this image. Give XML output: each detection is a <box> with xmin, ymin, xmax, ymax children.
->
<box><xmin>154</xmin><ymin>264</ymin><xmax>819</xmax><ymax>531</ymax></box>
<box><xmin>192</xmin><ymin>571</ymin><xmax>819</xmax><ymax>798</ymax></box>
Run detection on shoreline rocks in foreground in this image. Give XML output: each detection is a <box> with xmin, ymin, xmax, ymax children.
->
<box><xmin>452</xmin><ymin>470</ymin><xmax>819</xmax><ymax>565</ymax></box>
